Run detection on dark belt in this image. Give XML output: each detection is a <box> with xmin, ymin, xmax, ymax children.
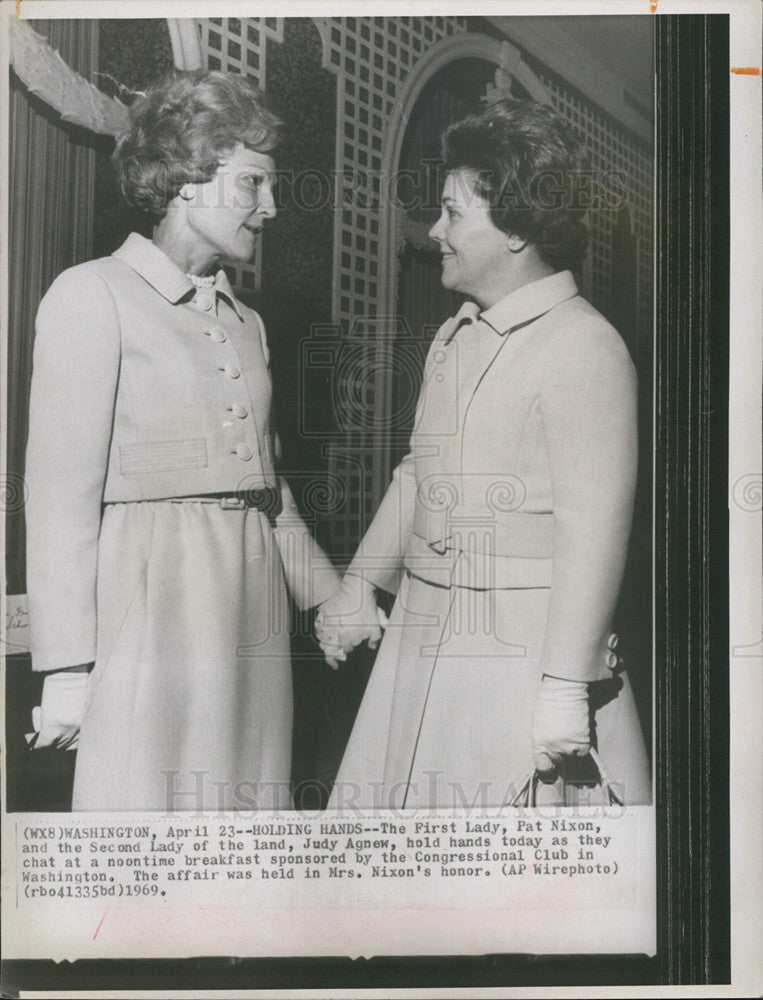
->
<box><xmin>163</xmin><ymin>488</ymin><xmax>282</xmax><ymax>517</ymax></box>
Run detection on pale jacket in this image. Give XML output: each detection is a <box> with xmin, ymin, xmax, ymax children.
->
<box><xmin>26</xmin><ymin>233</ymin><xmax>339</xmax><ymax>670</ymax></box>
<box><xmin>347</xmin><ymin>270</ymin><xmax>638</xmax><ymax>683</ymax></box>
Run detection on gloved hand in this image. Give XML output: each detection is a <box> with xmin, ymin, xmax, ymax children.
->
<box><xmin>315</xmin><ymin>574</ymin><xmax>388</xmax><ymax>669</ymax></box>
<box><xmin>32</xmin><ymin>669</ymin><xmax>91</xmax><ymax>749</ymax></box>
<box><xmin>531</xmin><ymin>674</ymin><xmax>591</xmax><ymax>777</ymax></box>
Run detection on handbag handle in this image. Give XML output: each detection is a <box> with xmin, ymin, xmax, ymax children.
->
<box><xmin>505</xmin><ymin>748</ymin><xmax>625</xmax><ymax>808</ymax></box>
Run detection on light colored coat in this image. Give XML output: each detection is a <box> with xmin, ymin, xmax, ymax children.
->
<box><xmin>26</xmin><ymin>233</ymin><xmax>338</xmax><ymax>672</ymax></box>
<box><xmin>25</xmin><ymin>234</ymin><xmax>341</xmax><ymax>809</ymax></box>
<box><xmin>349</xmin><ymin>269</ymin><xmax>638</xmax><ymax>684</ymax></box>
<box><xmin>332</xmin><ymin>271</ymin><xmax>649</xmax><ymax>806</ymax></box>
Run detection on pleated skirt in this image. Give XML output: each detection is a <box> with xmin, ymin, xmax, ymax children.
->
<box><xmin>330</xmin><ymin>571</ymin><xmax>651</xmax><ymax>809</ymax></box>
<box><xmin>72</xmin><ymin>501</ymin><xmax>293</xmax><ymax>811</ymax></box>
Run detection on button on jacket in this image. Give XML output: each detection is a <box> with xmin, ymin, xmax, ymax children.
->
<box><xmin>330</xmin><ymin>271</ymin><xmax>649</xmax><ymax>806</ymax></box>
<box><xmin>26</xmin><ymin>233</ymin><xmax>338</xmax><ymax>672</ymax></box>
<box><xmin>347</xmin><ymin>271</ymin><xmax>638</xmax><ymax>684</ymax></box>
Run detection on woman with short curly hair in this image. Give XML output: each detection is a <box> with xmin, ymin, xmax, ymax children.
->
<box><xmin>319</xmin><ymin>99</ymin><xmax>650</xmax><ymax>808</ymax></box>
<box><xmin>114</xmin><ymin>72</ymin><xmax>281</xmax><ymax>218</ymax></box>
<box><xmin>25</xmin><ymin>71</ymin><xmax>340</xmax><ymax>810</ymax></box>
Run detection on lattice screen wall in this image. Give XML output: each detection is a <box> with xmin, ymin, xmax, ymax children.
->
<box><xmin>316</xmin><ymin>16</ymin><xmax>470</xmax><ymax>556</ymax></box>
<box><xmin>194</xmin><ymin>16</ymin><xmax>653</xmax><ymax>558</ymax></box>
<box><xmin>195</xmin><ymin>15</ymin><xmax>470</xmax><ymax>557</ymax></box>
<box><xmin>319</xmin><ymin>16</ymin><xmax>468</xmax><ymax>328</ymax></box>
<box><xmin>196</xmin><ymin>16</ymin><xmax>284</xmax><ymax>295</ymax></box>
<box><xmin>539</xmin><ymin>71</ymin><xmax>653</xmax><ymax>346</ymax></box>
<box><xmin>195</xmin><ymin>16</ymin><xmax>469</xmax><ymax>307</ymax></box>
<box><xmin>195</xmin><ymin>16</ymin><xmax>652</xmax><ymax>324</ymax></box>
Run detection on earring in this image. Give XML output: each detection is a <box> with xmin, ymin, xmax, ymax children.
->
<box><xmin>179</xmin><ymin>184</ymin><xmax>195</xmax><ymax>201</ymax></box>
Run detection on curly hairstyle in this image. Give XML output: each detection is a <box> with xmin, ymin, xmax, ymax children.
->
<box><xmin>113</xmin><ymin>71</ymin><xmax>282</xmax><ymax>218</ymax></box>
<box><xmin>442</xmin><ymin>100</ymin><xmax>592</xmax><ymax>272</ymax></box>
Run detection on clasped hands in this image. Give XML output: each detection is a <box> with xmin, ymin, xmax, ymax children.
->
<box><xmin>315</xmin><ymin>574</ymin><xmax>388</xmax><ymax>669</ymax></box>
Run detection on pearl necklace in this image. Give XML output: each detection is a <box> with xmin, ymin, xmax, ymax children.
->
<box><xmin>186</xmin><ymin>272</ymin><xmax>216</xmax><ymax>289</ymax></box>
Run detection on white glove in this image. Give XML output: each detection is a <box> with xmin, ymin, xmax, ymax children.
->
<box><xmin>32</xmin><ymin>671</ymin><xmax>91</xmax><ymax>749</ymax></box>
<box><xmin>315</xmin><ymin>574</ymin><xmax>388</xmax><ymax>669</ymax></box>
<box><xmin>531</xmin><ymin>674</ymin><xmax>590</xmax><ymax>776</ymax></box>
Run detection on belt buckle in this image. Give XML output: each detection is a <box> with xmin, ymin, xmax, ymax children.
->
<box><xmin>219</xmin><ymin>496</ymin><xmax>246</xmax><ymax>510</ymax></box>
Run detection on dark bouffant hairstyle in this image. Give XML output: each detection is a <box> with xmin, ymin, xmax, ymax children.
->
<box><xmin>113</xmin><ymin>71</ymin><xmax>282</xmax><ymax>218</ymax></box>
<box><xmin>442</xmin><ymin>100</ymin><xmax>591</xmax><ymax>272</ymax></box>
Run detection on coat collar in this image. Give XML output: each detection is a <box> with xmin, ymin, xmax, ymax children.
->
<box><xmin>445</xmin><ymin>270</ymin><xmax>579</xmax><ymax>342</ymax></box>
<box><xmin>112</xmin><ymin>232</ymin><xmax>244</xmax><ymax>320</ymax></box>
<box><xmin>480</xmin><ymin>270</ymin><xmax>579</xmax><ymax>336</ymax></box>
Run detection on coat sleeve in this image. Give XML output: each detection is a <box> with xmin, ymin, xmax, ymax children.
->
<box><xmin>344</xmin><ymin>451</ymin><xmax>416</xmax><ymax>594</ymax></box>
<box><xmin>252</xmin><ymin>308</ymin><xmax>341</xmax><ymax>611</ymax></box>
<box><xmin>344</xmin><ymin>332</ymin><xmax>443</xmax><ymax>594</ymax></box>
<box><xmin>272</xmin><ymin>475</ymin><xmax>341</xmax><ymax>611</ymax></box>
<box><xmin>25</xmin><ymin>265</ymin><xmax>121</xmax><ymax>671</ymax></box>
<box><xmin>538</xmin><ymin>312</ymin><xmax>638</xmax><ymax>683</ymax></box>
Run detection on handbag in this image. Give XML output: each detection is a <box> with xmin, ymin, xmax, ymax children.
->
<box><xmin>505</xmin><ymin>747</ymin><xmax>625</xmax><ymax>808</ymax></box>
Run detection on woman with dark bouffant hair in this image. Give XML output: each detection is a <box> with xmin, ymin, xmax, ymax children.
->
<box><xmin>25</xmin><ymin>71</ymin><xmax>340</xmax><ymax>810</ymax></box>
<box><xmin>319</xmin><ymin>100</ymin><xmax>650</xmax><ymax>808</ymax></box>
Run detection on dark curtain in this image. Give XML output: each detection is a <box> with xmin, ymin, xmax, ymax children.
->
<box><xmin>6</xmin><ymin>19</ymin><xmax>99</xmax><ymax>595</ymax></box>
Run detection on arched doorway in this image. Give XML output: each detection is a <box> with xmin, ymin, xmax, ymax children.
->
<box><xmin>378</xmin><ymin>37</ymin><xmax>651</xmax><ymax>766</ymax></box>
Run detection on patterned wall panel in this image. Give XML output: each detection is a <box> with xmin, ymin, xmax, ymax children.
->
<box><xmin>196</xmin><ymin>16</ymin><xmax>284</xmax><ymax>295</ymax></box>
<box><xmin>537</xmin><ymin>67</ymin><xmax>653</xmax><ymax>366</ymax></box>
<box><xmin>315</xmin><ymin>16</ymin><xmax>469</xmax><ymax>556</ymax></box>
<box><xmin>194</xmin><ymin>16</ymin><xmax>652</xmax><ymax>559</ymax></box>
<box><xmin>316</xmin><ymin>16</ymin><xmax>467</xmax><ymax>327</ymax></box>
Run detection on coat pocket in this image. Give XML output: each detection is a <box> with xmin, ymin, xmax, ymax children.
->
<box><xmin>119</xmin><ymin>439</ymin><xmax>208</xmax><ymax>475</ymax></box>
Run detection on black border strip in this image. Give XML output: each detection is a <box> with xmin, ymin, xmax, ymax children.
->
<box><xmin>654</xmin><ymin>12</ymin><xmax>731</xmax><ymax>985</ymax></box>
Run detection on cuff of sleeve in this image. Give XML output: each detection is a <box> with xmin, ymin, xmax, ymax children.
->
<box><xmin>30</xmin><ymin>639</ymin><xmax>97</xmax><ymax>673</ymax></box>
<box><xmin>345</xmin><ymin>560</ymin><xmax>404</xmax><ymax>596</ymax></box>
<box><xmin>540</xmin><ymin>632</ymin><xmax>620</xmax><ymax>683</ymax></box>
<box><xmin>300</xmin><ymin>565</ymin><xmax>343</xmax><ymax>611</ymax></box>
